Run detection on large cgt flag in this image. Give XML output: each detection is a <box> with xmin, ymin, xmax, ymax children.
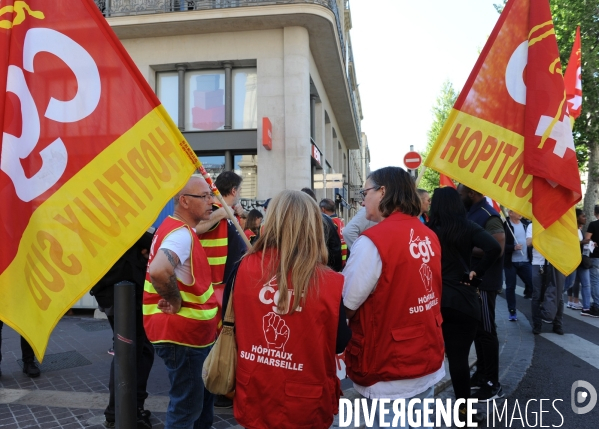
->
<box><xmin>424</xmin><ymin>0</ymin><xmax>581</xmax><ymax>275</ymax></box>
<box><xmin>0</xmin><ymin>0</ymin><xmax>199</xmax><ymax>359</ymax></box>
<box><xmin>564</xmin><ymin>26</ymin><xmax>582</xmax><ymax>121</ymax></box>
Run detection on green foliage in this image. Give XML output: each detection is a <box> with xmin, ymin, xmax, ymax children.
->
<box><xmin>494</xmin><ymin>0</ymin><xmax>507</xmax><ymax>14</ymax></box>
<box><xmin>419</xmin><ymin>81</ymin><xmax>458</xmax><ymax>193</ymax></box>
<box><xmin>550</xmin><ymin>0</ymin><xmax>599</xmax><ymax>173</ymax></box>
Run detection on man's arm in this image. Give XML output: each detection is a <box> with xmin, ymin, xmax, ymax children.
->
<box><xmin>472</xmin><ymin>216</ymin><xmax>505</xmax><ymax>258</ymax></box>
<box><xmin>149</xmin><ymin>249</ymin><xmax>182</xmax><ymax>314</ymax></box>
<box><xmin>195</xmin><ymin>207</ymin><xmax>226</xmax><ymax>234</ymax></box>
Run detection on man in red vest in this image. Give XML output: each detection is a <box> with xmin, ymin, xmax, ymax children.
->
<box><xmin>143</xmin><ymin>175</ymin><xmax>219</xmax><ymax>429</ymax></box>
<box><xmin>196</xmin><ymin>171</ymin><xmax>247</xmax><ymax>408</ymax></box>
<box><xmin>319</xmin><ymin>198</ymin><xmax>348</xmax><ymax>266</ymax></box>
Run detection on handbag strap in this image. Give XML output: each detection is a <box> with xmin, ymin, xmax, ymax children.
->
<box><xmin>222</xmin><ymin>263</ymin><xmax>239</xmax><ymax>327</ymax></box>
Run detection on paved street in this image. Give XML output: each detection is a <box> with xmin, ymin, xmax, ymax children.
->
<box><xmin>0</xmin><ymin>291</ymin><xmax>554</xmax><ymax>429</ymax></box>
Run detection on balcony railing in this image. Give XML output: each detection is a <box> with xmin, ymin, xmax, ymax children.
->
<box><xmin>96</xmin><ymin>0</ymin><xmax>344</xmax><ymax>59</ymax></box>
<box><xmin>95</xmin><ymin>0</ymin><xmax>363</xmax><ymax>139</ymax></box>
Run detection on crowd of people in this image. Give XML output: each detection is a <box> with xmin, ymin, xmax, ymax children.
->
<box><xmin>89</xmin><ymin>166</ymin><xmax>594</xmax><ymax>429</ymax></box>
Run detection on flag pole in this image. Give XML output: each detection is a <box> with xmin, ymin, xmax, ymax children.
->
<box><xmin>415</xmin><ymin>165</ymin><xmax>427</xmax><ymax>187</ymax></box>
<box><xmin>194</xmin><ymin>161</ymin><xmax>252</xmax><ymax>248</ymax></box>
<box><xmin>499</xmin><ymin>208</ymin><xmax>524</xmax><ymax>257</ymax></box>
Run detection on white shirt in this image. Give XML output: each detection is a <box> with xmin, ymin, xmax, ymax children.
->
<box><xmin>342</xmin><ymin>236</ymin><xmax>445</xmax><ymax>399</ymax></box>
<box><xmin>526</xmin><ymin>224</ymin><xmax>546</xmax><ymax>266</ymax></box>
<box><xmin>160</xmin><ymin>228</ymin><xmax>193</xmax><ymax>284</ymax></box>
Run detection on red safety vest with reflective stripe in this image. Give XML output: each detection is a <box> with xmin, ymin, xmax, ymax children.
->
<box><xmin>233</xmin><ymin>250</ymin><xmax>343</xmax><ymax>429</ymax></box>
<box><xmin>345</xmin><ymin>212</ymin><xmax>444</xmax><ymax>386</ymax></box>
<box><xmin>330</xmin><ymin>215</ymin><xmax>347</xmax><ymax>266</ymax></box>
<box><xmin>143</xmin><ymin>217</ymin><xmax>218</xmax><ymax>347</ymax></box>
<box><xmin>198</xmin><ymin>204</ymin><xmax>230</xmax><ymax>285</ymax></box>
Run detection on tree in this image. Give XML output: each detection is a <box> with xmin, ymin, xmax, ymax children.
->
<box><xmin>419</xmin><ymin>81</ymin><xmax>458</xmax><ymax>193</ymax></box>
<box><xmin>550</xmin><ymin>0</ymin><xmax>599</xmax><ymax>223</ymax></box>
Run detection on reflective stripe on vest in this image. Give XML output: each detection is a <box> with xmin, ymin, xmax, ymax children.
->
<box><xmin>198</xmin><ymin>215</ymin><xmax>229</xmax><ymax>284</ymax></box>
<box><xmin>200</xmin><ymin>238</ymin><xmax>228</xmax><ymax>247</ymax></box>
<box><xmin>142</xmin><ymin>303</ymin><xmax>218</xmax><ymax>321</ymax></box>
<box><xmin>143</xmin><ymin>217</ymin><xmax>218</xmax><ymax>347</ymax></box>
<box><xmin>144</xmin><ymin>280</ymin><xmax>215</xmax><ymax>305</ymax></box>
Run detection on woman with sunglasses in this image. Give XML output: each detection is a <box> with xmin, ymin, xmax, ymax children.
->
<box><xmin>342</xmin><ymin>167</ymin><xmax>445</xmax><ymax>428</ymax></box>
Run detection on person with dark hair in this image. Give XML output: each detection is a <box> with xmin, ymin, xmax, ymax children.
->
<box><xmin>196</xmin><ymin>170</ymin><xmax>247</xmax><ymax>408</ymax></box>
<box><xmin>417</xmin><ymin>188</ymin><xmax>431</xmax><ymax>223</ymax></box>
<box><xmin>427</xmin><ymin>187</ymin><xmax>501</xmax><ymax>424</ymax></box>
<box><xmin>243</xmin><ymin>209</ymin><xmax>263</xmax><ymax>245</ymax></box>
<box><xmin>301</xmin><ymin>188</ymin><xmax>342</xmax><ymax>272</ymax></box>
<box><xmin>343</xmin><ymin>167</ymin><xmax>445</xmax><ymax>428</ymax></box>
<box><xmin>320</xmin><ymin>198</ymin><xmax>348</xmax><ymax>266</ymax></box>
<box><xmin>457</xmin><ymin>184</ymin><xmax>505</xmax><ymax>402</ymax></box>
<box><xmin>583</xmin><ymin>205</ymin><xmax>599</xmax><ymax>316</ymax></box>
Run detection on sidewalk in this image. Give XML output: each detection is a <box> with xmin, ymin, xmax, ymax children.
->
<box><xmin>0</xmin><ymin>295</ymin><xmax>533</xmax><ymax>429</ymax></box>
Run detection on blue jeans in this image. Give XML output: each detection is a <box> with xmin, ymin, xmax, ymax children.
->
<box><xmin>577</xmin><ymin>266</ymin><xmax>592</xmax><ymax>309</ymax></box>
<box><xmin>364</xmin><ymin>386</ymin><xmax>435</xmax><ymax>429</ymax></box>
<box><xmin>155</xmin><ymin>344</ymin><xmax>214</xmax><ymax>429</ymax></box>
<box><xmin>504</xmin><ymin>261</ymin><xmax>533</xmax><ymax>312</ymax></box>
<box><xmin>589</xmin><ymin>259</ymin><xmax>599</xmax><ymax>309</ymax></box>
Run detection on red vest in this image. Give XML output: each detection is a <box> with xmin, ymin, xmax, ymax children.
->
<box><xmin>345</xmin><ymin>212</ymin><xmax>444</xmax><ymax>386</ymax></box>
<box><xmin>198</xmin><ymin>204</ymin><xmax>230</xmax><ymax>285</ymax></box>
<box><xmin>233</xmin><ymin>251</ymin><xmax>343</xmax><ymax>429</ymax></box>
<box><xmin>331</xmin><ymin>215</ymin><xmax>348</xmax><ymax>266</ymax></box>
<box><xmin>143</xmin><ymin>217</ymin><xmax>218</xmax><ymax>347</ymax></box>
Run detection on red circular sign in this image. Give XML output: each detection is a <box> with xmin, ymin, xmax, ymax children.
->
<box><xmin>403</xmin><ymin>151</ymin><xmax>422</xmax><ymax>169</ymax></box>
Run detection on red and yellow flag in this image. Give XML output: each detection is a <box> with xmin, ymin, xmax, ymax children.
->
<box><xmin>564</xmin><ymin>26</ymin><xmax>582</xmax><ymax>120</ymax></box>
<box><xmin>439</xmin><ymin>174</ymin><xmax>456</xmax><ymax>189</ymax></box>
<box><xmin>424</xmin><ymin>0</ymin><xmax>581</xmax><ymax>274</ymax></box>
<box><xmin>0</xmin><ymin>0</ymin><xmax>199</xmax><ymax>358</ymax></box>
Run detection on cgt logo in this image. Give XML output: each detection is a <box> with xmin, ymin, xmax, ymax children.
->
<box><xmin>571</xmin><ymin>380</ymin><xmax>597</xmax><ymax>415</ymax></box>
<box><xmin>1</xmin><ymin>24</ymin><xmax>101</xmax><ymax>202</ymax></box>
<box><xmin>408</xmin><ymin>229</ymin><xmax>435</xmax><ymax>263</ymax></box>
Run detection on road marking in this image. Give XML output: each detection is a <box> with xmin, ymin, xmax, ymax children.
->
<box><xmin>540</xmin><ymin>334</ymin><xmax>599</xmax><ymax>370</ymax></box>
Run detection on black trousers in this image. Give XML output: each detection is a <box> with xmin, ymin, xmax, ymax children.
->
<box><xmin>474</xmin><ymin>290</ymin><xmax>499</xmax><ymax>385</ymax></box>
<box><xmin>0</xmin><ymin>321</ymin><xmax>35</xmax><ymax>364</ymax></box>
<box><xmin>441</xmin><ymin>307</ymin><xmax>478</xmax><ymax>401</ymax></box>
<box><xmin>104</xmin><ymin>300</ymin><xmax>155</xmax><ymax>420</ymax></box>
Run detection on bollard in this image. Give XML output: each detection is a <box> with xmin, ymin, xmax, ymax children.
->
<box><xmin>114</xmin><ymin>281</ymin><xmax>136</xmax><ymax>429</ymax></box>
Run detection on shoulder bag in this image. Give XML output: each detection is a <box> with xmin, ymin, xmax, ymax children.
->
<box><xmin>202</xmin><ymin>277</ymin><xmax>237</xmax><ymax>395</ymax></box>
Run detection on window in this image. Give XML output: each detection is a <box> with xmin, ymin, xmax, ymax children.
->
<box><xmin>233</xmin><ymin>69</ymin><xmax>257</xmax><ymax>129</ymax></box>
<box><xmin>186</xmin><ymin>71</ymin><xmax>225</xmax><ymax>131</ymax></box>
<box><xmin>199</xmin><ymin>155</ymin><xmax>226</xmax><ymax>178</ymax></box>
<box><xmin>156</xmin><ymin>65</ymin><xmax>257</xmax><ymax>131</ymax></box>
<box><xmin>157</xmin><ymin>72</ymin><xmax>179</xmax><ymax>125</ymax></box>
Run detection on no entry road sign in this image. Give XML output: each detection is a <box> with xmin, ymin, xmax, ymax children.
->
<box><xmin>403</xmin><ymin>151</ymin><xmax>422</xmax><ymax>170</ymax></box>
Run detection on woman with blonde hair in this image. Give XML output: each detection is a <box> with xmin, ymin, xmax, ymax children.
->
<box><xmin>223</xmin><ymin>190</ymin><xmax>350</xmax><ymax>429</ymax></box>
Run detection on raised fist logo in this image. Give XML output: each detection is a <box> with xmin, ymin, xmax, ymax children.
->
<box><xmin>263</xmin><ymin>312</ymin><xmax>290</xmax><ymax>351</ymax></box>
<box><xmin>419</xmin><ymin>263</ymin><xmax>433</xmax><ymax>293</ymax></box>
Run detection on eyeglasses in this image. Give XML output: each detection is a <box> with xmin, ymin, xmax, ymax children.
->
<box><xmin>183</xmin><ymin>193</ymin><xmax>214</xmax><ymax>200</ymax></box>
<box><xmin>359</xmin><ymin>186</ymin><xmax>380</xmax><ymax>199</ymax></box>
